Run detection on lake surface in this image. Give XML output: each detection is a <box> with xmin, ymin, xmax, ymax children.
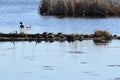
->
<box><xmin>0</xmin><ymin>0</ymin><xmax>120</xmax><ymax>80</ymax></box>
<box><xmin>0</xmin><ymin>0</ymin><xmax>120</xmax><ymax>35</ymax></box>
<box><xmin>0</xmin><ymin>40</ymin><xmax>120</xmax><ymax>80</ymax></box>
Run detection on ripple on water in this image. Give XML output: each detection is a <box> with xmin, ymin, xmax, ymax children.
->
<box><xmin>68</xmin><ymin>51</ymin><xmax>84</xmax><ymax>54</ymax></box>
<box><xmin>23</xmin><ymin>56</ymin><xmax>36</xmax><ymax>61</ymax></box>
<box><xmin>107</xmin><ymin>65</ymin><xmax>120</xmax><ymax>67</ymax></box>
<box><xmin>80</xmin><ymin>62</ymin><xmax>87</xmax><ymax>64</ymax></box>
<box><xmin>115</xmin><ymin>77</ymin><xmax>120</xmax><ymax>80</ymax></box>
<box><xmin>83</xmin><ymin>71</ymin><xmax>99</xmax><ymax>76</ymax></box>
<box><xmin>106</xmin><ymin>46</ymin><xmax>120</xmax><ymax>48</ymax></box>
<box><xmin>43</xmin><ymin>66</ymin><xmax>54</xmax><ymax>70</ymax></box>
<box><xmin>0</xmin><ymin>53</ymin><xmax>5</xmax><ymax>56</ymax></box>
<box><xmin>22</xmin><ymin>71</ymin><xmax>33</xmax><ymax>77</ymax></box>
<box><xmin>0</xmin><ymin>47</ymin><xmax>16</xmax><ymax>50</ymax></box>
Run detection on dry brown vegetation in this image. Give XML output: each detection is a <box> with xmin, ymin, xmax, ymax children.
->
<box><xmin>40</xmin><ymin>0</ymin><xmax>120</xmax><ymax>17</ymax></box>
<box><xmin>93</xmin><ymin>30</ymin><xmax>112</xmax><ymax>38</ymax></box>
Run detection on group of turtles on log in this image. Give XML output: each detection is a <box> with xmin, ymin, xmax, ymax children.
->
<box><xmin>0</xmin><ymin>30</ymin><xmax>120</xmax><ymax>44</ymax></box>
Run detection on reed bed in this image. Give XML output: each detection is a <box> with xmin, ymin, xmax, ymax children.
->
<box><xmin>40</xmin><ymin>0</ymin><xmax>120</xmax><ymax>17</ymax></box>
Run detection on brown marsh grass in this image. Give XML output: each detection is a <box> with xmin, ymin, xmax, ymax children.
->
<box><xmin>40</xmin><ymin>0</ymin><xmax>120</xmax><ymax>17</ymax></box>
<box><xmin>93</xmin><ymin>30</ymin><xmax>112</xmax><ymax>38</ymax></box>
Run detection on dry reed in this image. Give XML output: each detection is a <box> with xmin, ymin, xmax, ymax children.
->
<box><xmin>40</xmin><ymin>0</ymin><xmax>120</xmax><ymax>17</ymax></box>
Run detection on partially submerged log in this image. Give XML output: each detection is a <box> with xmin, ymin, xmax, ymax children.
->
<box><xmin>0</xmin><ymin>32</ymin><xmax>119</xmax><ymax>43</ymax></box>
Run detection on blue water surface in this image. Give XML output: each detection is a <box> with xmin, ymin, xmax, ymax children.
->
<box><xmin>0</xmin><ymin>0</ymin><xmax>120</xmax><ymax>35</ymax></box>
<box><xmin>0</xmin><ymin>0</ymin><xmax>120</xmax><ymax>80</ymax></box>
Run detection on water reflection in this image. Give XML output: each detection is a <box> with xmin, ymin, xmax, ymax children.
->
<box><xmin>0</xmin><ymin>40</ymin><xmax>120</xmax><ymax>80</ymax></box>
<box><xmin>93</xmin><ymin>39</ymin><xmax>111</xmax><ymax>46</ymax></box>
<box><xmin>66</xmin><ymin>40</ymin><xmax>83</xmax><ymax>53</ymax></box>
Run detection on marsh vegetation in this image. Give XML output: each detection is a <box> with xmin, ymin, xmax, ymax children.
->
<box><xmin>40</xmin><ymin>0</ymin><xmax>120</xmax><ymax>17</ymax></box>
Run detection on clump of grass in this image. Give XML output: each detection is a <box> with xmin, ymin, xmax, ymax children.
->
<box><xmin>40</xmin><ymin>0</ymin><xmax>120</xmax><ymax>17</ymax></box>
<box><xmin>93</xmin><ymin>30</ymin><xmax>112</xmax><ymax>38</ymax></box>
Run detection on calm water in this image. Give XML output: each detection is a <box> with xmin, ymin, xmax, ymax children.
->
<box><xmin>0</xmin><ymin>40</ymin><xmax>120</xmax><ymax>80</ymax></box>
<box><xmin>0</xmin><ymin>0</ymin><xmax>120</xmax><ymax>80</ymax></box>
<box><xmin>0</xmin><ymin>0</ymin><xmax>120</xmax><ymax>35</ymax></box>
